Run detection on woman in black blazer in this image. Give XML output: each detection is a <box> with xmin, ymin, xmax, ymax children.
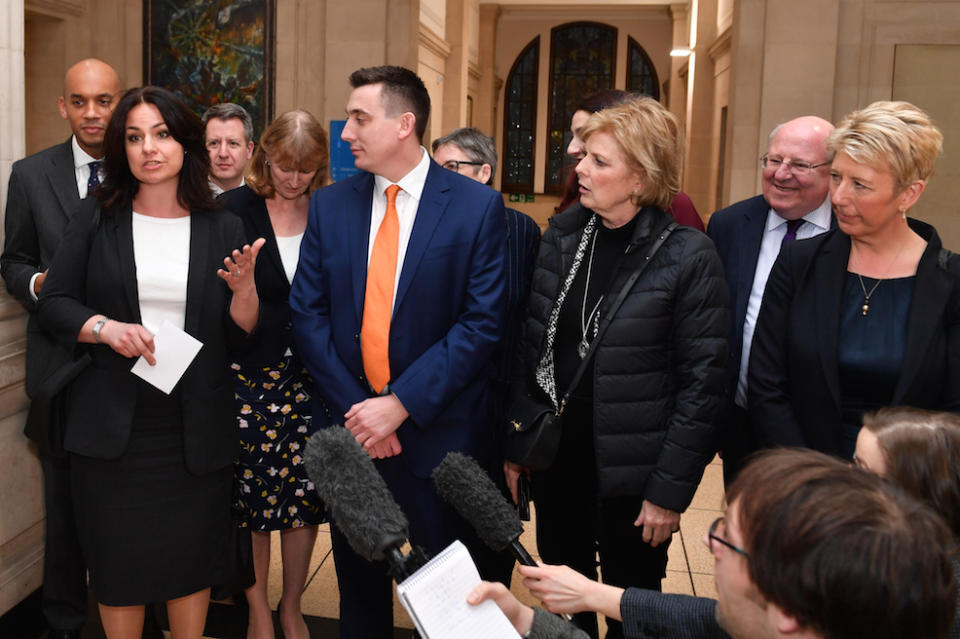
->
<box><xmin>221</xmin><ymin>110</ymin><xmax>328</xmax><ymax>639</ymax></box>
<box><xmin>37</xmin><ymin>87</ymin><xmax>263</xmax><ymax>639</ymax></box>
<box><xmin>749</xmin><ymin>101</ymin><xmax>960</xmax><ymax>458</ymax></box>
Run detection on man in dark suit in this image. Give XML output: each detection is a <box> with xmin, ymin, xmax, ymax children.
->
<box><xmin>706</xmin><ymin>116</ymin><xmax>835</xmax><ymax>483</ymax></box>
<box><xmin>290</xmin><ymin>66</ymin><xmax>506</xmax><ymax>638</ymax></box>
<box><xmin>1</xmin><ymin>58</ymin><xmax>120</xmax><ymax>639</ymax></box>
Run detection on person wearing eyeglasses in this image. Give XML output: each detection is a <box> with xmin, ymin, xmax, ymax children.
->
<box><xmin>468</xmin><ymin>448</ymin><xmax>957</xmax><ymax>639</ymax></box>
<box><xmin>431</xmin><ymin>127</ymin><xmax>541</xmax><ymax>586</ymax></box>
<box><xmin>705</xmin><ymin>115</ymin><xmax>836</xmax><ymax>484</ymax></box>
<box><xmin>748</xmin><ymin>101</ymin><xmax>960</xmax><ymax>461</ymax></box>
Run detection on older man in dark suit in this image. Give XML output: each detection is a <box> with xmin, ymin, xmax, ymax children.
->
<box><xmin>1</xmin><ymin>58</ymin><xmax>120</xmax><ymax>639</ymax></box>
<box><xmin>706</xmin><ymin>116</ymin><xmax>835</xmax><ymax>483</ymax></box>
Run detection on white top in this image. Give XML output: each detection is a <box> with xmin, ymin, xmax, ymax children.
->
<box><xmin>367</xmin><ymin>147</ymin><xmax>431</xmax><ymax>305</ymax></box>
<box><xmin>71</xmin><ymin>135</ymin><xmax>102</xmax><ymax>199</ymax></box>
<box><xmin>275</xmin><ymin>232</ymin><xmax>304</xmax><ymax>285</ymax></box>
<box><xmin>132</xmin><ymin>212</ymin><xmax>191</xmax><ymax>335</ymax></box>
<box><xmin>735</xmin><ymin>195</ymin><xmax>833</xmax><ymax>408</ymax></box>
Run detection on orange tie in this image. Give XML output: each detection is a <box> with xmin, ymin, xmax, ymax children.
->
<box><xmin>361</xmin><ymin>184</ymin><xmax>401</xmax><ymax>393</ymax></box>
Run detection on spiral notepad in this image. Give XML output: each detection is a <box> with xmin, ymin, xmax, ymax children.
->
<box><xmin>396</xmin><ymin>540</ymin><xmax>521</xmax><ymax>639</ymax></box>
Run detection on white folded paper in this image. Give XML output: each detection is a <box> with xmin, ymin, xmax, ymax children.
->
<box><xmin>130</xmin><ymin>319</ymin><xmax>203</xmax><ymax>394</ymax></box>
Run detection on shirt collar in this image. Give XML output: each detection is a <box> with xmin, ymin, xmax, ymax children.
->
<box><xmin>373</xmin><ymin>146</ymin><xmax>430</xmax><ymax>202</ymax></box>
<box><xmin>767</xmin><ymin>194</ymin><xmax>833</xmax><ymax>232</ymax></box>
<box><xmin>71</xmin><ymin>135</ymin><xmax>100</xmax><ymax>169</ymax></box>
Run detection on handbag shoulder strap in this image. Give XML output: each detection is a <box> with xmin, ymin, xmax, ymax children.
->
<box><xmin>557</xmin><ymin>221</ymin><xmax>678</xmax><ymax>412</ymax></box>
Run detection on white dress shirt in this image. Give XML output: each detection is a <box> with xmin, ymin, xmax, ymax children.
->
<box><xmin>735</xmin><ymin>195</ymin><xmax>833</xmax><ymax>407</ymax></box>
<box><xmin>367</xmin><ymin>147</ymin><xmax>431</xmax><ymax>307</ymax></box>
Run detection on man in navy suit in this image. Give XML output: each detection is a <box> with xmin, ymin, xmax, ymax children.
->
<box><xmin>290</xmin><ymin>66</ymin><xmax>506</xmax><ymax>637</ymax></box>
<box><xmin>2</xmin><ymin>58</ymin><xmax>120</xmax><ymax>639</ymax></box>
<box><xmin>706</xmin><ymin>116</ymin><xmax>835</xmax><ymax>484</ymax></box>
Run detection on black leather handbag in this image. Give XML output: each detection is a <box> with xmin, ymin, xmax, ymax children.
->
<box><xmin>504</xmin><ymin>222</ymin><xmax>677</xmax><ymax>471</ymax></box>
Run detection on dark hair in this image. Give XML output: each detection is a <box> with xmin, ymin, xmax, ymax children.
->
<box><xmin>557</xmin><ymin>89</ymin><xmax>642</xmax><ymax>214</ymax></box>
<box><xmin>98</xmin><ymin>86</ymin><xmax>218</xmax><ymax>212</ymax></box>
<box><xmin>349</xmin><ymin>66</ymin><xmax>430</xmax><ymax>141</ymax></box>
<box><xmin>202</xmin><ymin>102</ymin><xmax>254</xmax><ymax>143</ymax></box>
<box><xmin>862</xmin><ymin>406</ymin><xmax>960</xmax><ymax>538</ymax></box>
<box><xmin>248</xmin><ymin>109</ymin><xmax>329</xmax><ymax>199</ymax></box>
<box><xmin>431</xmin><ymin>127</ymin><xmax>497</xmax><ymax>183</ymax></box>
<box><xmin>728</xmin><ymin>449</ymin><xmax>956</xmax><ymax>639</ymax></box>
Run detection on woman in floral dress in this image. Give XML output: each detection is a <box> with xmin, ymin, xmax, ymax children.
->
<box><xmin>221</xmin><ymin>110</ymin><xmax>329</xmax><ymax>639</ymax></box>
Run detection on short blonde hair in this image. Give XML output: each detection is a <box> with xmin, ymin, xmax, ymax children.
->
<box><xmin>826</xmin><ymin>101</ymin><xmax>942</xmax><ymax>191</ymax></box>
<box><xmin>248</xmin><ymin>109</ymin><xmax>330</xmax><ymax>198</ymax></box>
<box><xmin>579</xmin><ymin>97</ymin><xmax>682</xmax><ymax>211</ymax></box>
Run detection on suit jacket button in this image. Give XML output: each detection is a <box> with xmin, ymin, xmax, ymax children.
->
<box><xmin>354</xmin><ymin>333</ymin><xmax>360</xmax><ymax>342</ymax></box>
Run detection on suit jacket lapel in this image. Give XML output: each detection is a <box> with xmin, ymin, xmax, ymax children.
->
<box><xmin>47</xmin><ymin>140</ymin><xmax>81</xmax><ymax>220</ymax></box>
<box><xmin>394</xmin><ymin>163</ymin><xmax>448</xmax><ymax>313</ymax></box>
<box><xmin>248</xmin><ymin>196</ymin><xmax>288</xmax><ymax>292</ymax></box>
<box><xmin>893</xmin><ymin>247</ymin><xmax>951</xmax><ymax>401</ymax></box>
<box><xmin>184</xmin><ymin>212</ymin><xmax>209</xmax><ymax>337</ymax></box>
<box><xmin>114</xmin><ymin>207</ymin><xmax>142</xmax><ymax>323</ymax></box>
<box><xmin>350</xmin><ymin>174</ymin><xmax>375</xmax><ymax>323</ymax></box>
<box><xmin>814</xmin><ymin>232</ymin><xmax>847</xmax><ymax>408</ymax></box>
<box><xmin>734</xmin><ymin>197</ymin><xmax>768</xmax><ymax>334</ymax></box>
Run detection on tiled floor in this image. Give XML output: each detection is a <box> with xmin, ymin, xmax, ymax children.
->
<box><xmin>246</xmin><ymin>455</ymin><xmax>725</xmax><ymax>635</ymax></box>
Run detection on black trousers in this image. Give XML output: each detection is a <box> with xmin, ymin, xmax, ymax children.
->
<box><xmin>719</xmin><ymin>403</ymin><xmax>758</xmax><ymax>487</ymax></box>
<box><xmin>41</xmin><ymin>454</ymin><xmax>88</xmax><ymax>631</ymax></box>
<box><xmin>532</xmin><ymin>400</ymin><xmax>669</xmax><ymax>639</ymax></box>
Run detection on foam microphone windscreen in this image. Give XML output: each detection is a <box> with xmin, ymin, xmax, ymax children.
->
<box><xmin>304</xmin><ymin>426</ymin><xmax>409</xmax><ymax>561</ymax></box>
<box><xmin>431</xmin><ymin>452</ymin><xmax>524</xmax><ymax>553</ymax></box>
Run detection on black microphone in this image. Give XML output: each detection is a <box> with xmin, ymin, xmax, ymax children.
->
<box><xmin>304</xmin><ymin>426</ymin><xmax>426</xmax><ymax>581</ymax></box>
<box><xmin>431</xmin><ymin>452</ymin><xmax>536</xmax><ymax>566</ymax></box>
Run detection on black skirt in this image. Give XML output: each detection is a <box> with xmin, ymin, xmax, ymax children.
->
<box><xmin>70</xmin><ymin>380</ymin><xmax>232</xmax><ymax>606</ymax></box>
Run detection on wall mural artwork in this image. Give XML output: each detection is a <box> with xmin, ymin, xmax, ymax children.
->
<box><xmin>144</xmin><ymin>0</ymin><xmax>275</xmax><ymax>139</ymax></box>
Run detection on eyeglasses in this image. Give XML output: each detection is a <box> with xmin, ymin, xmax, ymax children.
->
<box><xmin>760</xmin><ymin>154</ymin><xmax>830</xmax><ymax>176</ymax></box>
<box><xmin>708</xmin><ymin>517</ymin><xmax>750</xmax><ymax>558</ymax></box>
<box><xmin>441</xmin><ymin>160</ymin><xmax>484</xmax><ymax>172</ymax></box>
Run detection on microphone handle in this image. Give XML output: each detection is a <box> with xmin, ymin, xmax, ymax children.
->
<box><xmin>510</xmin><ymin>539</ymin><xmax>574</xmax><ymax>623</ymax></box>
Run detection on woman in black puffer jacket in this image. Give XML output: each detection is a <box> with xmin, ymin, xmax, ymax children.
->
<box><xmin>505</xmin><ymin>98</ymin><xmax>729</xmax><ymax>639</ymax></box>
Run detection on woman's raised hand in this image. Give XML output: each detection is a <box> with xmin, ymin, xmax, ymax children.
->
<box><xmin>217</xmin><ymin>237</ymin><xmax>267</xmax><ymax>295</ymax></box>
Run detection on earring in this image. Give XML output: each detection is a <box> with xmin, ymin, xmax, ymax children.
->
<box><xmin>900</xmin><ymin>208</ymin><xmax>907</xmax><ymax>219</ymax></box>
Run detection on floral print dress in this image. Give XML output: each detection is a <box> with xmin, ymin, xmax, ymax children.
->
<box><xmin>234</xmin><ymin>353</ymin><xmax>325</xmax><ymax>530</ymax></box>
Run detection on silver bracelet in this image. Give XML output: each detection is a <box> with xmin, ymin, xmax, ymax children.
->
<box><xmin>92</xmin><ymin>318</ymin><xmax>108</xmax><ymax>343</ymax></box>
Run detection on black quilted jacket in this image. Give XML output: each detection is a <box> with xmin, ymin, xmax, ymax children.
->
<box><xmin>518</xmin><ymin>203</ymin><xmax>729</xmax><ymax>510</ymax></box>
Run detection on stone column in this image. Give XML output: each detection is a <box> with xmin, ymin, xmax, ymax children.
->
<box><xmin>0</xmin><ymin>0</ymin><xmax>45</xmax><ymax>618</ymax></box>
<box><xmin>441</xmin><ymin>0</ymin><xmax>470</xmax><ymax>133</ymax></box>
<box><xmin>475</xmin><ymin>3</ymin><xmax>500</xmax><ymax>140</ymax></box>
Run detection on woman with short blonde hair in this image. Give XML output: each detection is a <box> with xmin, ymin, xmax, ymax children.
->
<box><xmin>750</xmin><ymin>101</ymin><xmax>960</xmax><ymax>459</ymax></box>
<box><xmin>505</xmin><ymin>98</ymin><xmax>728</xmax><ymax>638</ymax></box>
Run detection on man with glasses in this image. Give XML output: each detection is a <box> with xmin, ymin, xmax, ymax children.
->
<box><xmin>431</xmin><ymin>127</ymin><xmax>540</xmax><ymax>585</ymax></box>
<box><xmin>469</xmin><ymin>448</ymin><xmax>957</xmax><ymax>639</ymax></box>
<box><xmin>706</xmin><ymin>116</ymin><xmax>836</xmax><ymax>484</ymax></box>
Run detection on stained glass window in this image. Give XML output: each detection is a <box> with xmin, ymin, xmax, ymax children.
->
<box><xmin>627</xmin><ymin>37</ymin><xmax>660</xmax><ymax>99</ymax></box>
<box><xmin>545</xmin><ymin>23</ymin><xmax>617</xmax><ymax>193</ymax></box>
<box><xmin>502</xmin><ymin>37</ymin><xmax>539</xmax><ymax>192</ymax></box>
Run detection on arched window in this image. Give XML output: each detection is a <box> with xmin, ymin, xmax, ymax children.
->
<box><xmin>501</xmin><ymin>37</ymin><xmax>540</xmax><ymax>193</ymax></box>
<box><xmin>545</xmin><ymin>22</ymin><xmax>617</xmax><ymax>193</ymax></box>
<box><xmin>627</xmin><ymin>37</ymin><xmax>660</xmax><ymax>98</ymax></box>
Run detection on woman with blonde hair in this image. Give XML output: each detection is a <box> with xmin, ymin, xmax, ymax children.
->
<box><xmin>506</xmin><ymin>97</ymin><xmax>728</xmax><ymax>638</ymax></box>
<box><xmin>221</xmin><ymin>109</ymin><xmax>329</xmax><ymax>639</ymax></box>
<box><xmin>750</xmin><ymin>101</ymin><xmax>960</xmax><ymax>459</ymax></box>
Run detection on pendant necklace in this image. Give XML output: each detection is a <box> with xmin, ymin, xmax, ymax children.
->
<box><xmin>857</xmin><ymin>274</ymin><xmax>883</xmax><ymax>316</ymax></box>
<box><xmin>578</xmin><ymin>228</ymin><xmax>603</xmax><ymax>359</ymax></box>
<box><xmin>856</xmin><ymin>239</ymin><xmax>907</xmax><ymax>316</ymax></box>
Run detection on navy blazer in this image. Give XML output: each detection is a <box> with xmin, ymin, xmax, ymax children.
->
<box><xmin>36</xmin><ymin>198</ymin><xmax>249</xmax><ymax>473</ymax></box>
<box><xmin>748</xmin><ymin>219</ymin><xmax>960</xmax><ymax>454</ymax></box>
<box><xmin>289</xmin><ymin>160</ymin><xmax>507</xmax><ymax>477</ymax></box>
